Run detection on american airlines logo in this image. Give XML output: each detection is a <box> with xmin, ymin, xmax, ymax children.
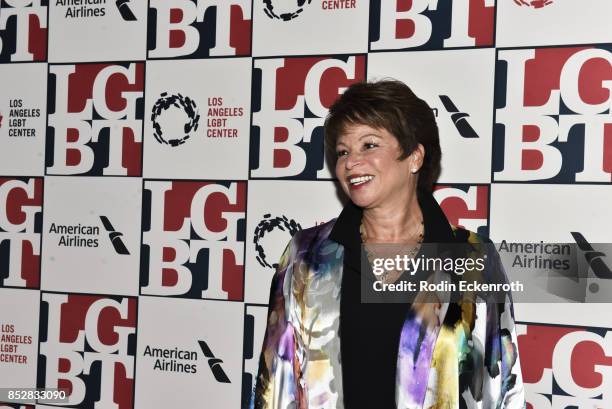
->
<box><xmin>115</xmin><ymin>0</ymin><xmax>137</xmax><ymax>20</ymax></box>
<box><xmin>99</xmin><ymin>215</ymin><xmax>130</xmax><ymax>255</ymax></box>
<box><xmin>571</xmin><ymin>232</ymin><xmax>612</xmax><ymax>280</ymax></box>
<box><xmin>438</xmin><ymin>95</ymin><xmax>479</xmax><ymax>139</ymax></box>
<box><xmin>198</xmin><ymin>340</ymin><xmax>230</xmax><ymax>383</ymax></box>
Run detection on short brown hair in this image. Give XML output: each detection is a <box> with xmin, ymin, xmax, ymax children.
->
<box><xmin>323</xmin><ymin>78</ymin><xmax>441</xmax><ymax>192</ymax></box>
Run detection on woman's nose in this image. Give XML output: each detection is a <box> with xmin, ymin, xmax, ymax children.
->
<box><xmin>345</xmin><ymin>152</ymin><xmax>362</xmax><ymax>170</ymax></box>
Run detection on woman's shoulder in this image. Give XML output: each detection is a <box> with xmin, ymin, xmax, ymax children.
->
<box><xmin>449</xmin><ymin>225</ymin><xmax>500</xmax><ymax>265</ymax></box>
<box><xmin>287</xmin><ymin>218</ymin><xmax>338</xmax><ymax>248</ymax></box>
<box><xmin>450</xmin><ymin>225</ymin><xmax>512</xmax><ymax>290</ymax></box>
<box><xmin>450</xmin><ymin>225</ymin><xmax>493</xmax><ymax>246</ymax></box>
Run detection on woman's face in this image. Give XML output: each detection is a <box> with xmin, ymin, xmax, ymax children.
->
<box><xmin>335</xmin><ymin>123</ymin><xmax>421</xmax><ymax>209</ymax></box>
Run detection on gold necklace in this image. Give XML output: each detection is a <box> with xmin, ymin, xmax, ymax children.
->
<box><xmin>360</xmin><ymin>220</ymin><xmax>424</xmax><ymax>283</ymax></box>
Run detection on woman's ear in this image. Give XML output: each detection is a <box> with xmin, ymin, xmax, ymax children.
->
<box><xmin>411</xmin><ymin>143</ymin><xmax>425</xmax><ymax>173</ymax></box>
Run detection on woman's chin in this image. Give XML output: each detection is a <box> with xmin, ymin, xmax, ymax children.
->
<box><xmin>348</xmin><ymin>191</ymin><xmax>376</xmax><ymax>208</ymax></box>
<box><xmin>342</xmin><ymin>180</ymin><xmax>380</xmax><ymax>207</ymax></box>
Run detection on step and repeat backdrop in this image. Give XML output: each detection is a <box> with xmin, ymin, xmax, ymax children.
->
<box><xmin>1</xmin><ymin>0</ymin><xmax>612</xmax><ymax>408</ymax></box>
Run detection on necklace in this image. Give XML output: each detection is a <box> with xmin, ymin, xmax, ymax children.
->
<box><xmin>360</xmin><ymin>219</ymin><xmax>424</xmax><ymax>283</ymax></box>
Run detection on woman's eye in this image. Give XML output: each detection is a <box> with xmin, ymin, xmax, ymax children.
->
<box><xmin>336</xmin><ymin>150</ymin><xmax>348</xmax><ymax>158</ymax></box>
<box><xmin>364</xmin><ymin>143</ymin><xmax>378</xmax><ymax>149</ymax></box>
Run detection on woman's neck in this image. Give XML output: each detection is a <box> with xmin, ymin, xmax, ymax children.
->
<box><xmin>361</xmin><ymin>192</ymin><xmax>423</xmax><ymax>243</ymax></box>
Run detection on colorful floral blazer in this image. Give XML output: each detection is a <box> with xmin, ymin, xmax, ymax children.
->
<box><xmin>252</xmin><ymin>200</ymin><xmax>526</xmax><ymax>409</ymax></box>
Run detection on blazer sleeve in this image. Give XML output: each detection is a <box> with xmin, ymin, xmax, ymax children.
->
<box><xmin>251</xmin><ymin>235</ymin><xmax>305</xmax><ymax>409</ymax></box>
<box><xmin>483</xmin><ymin>243</ymin><xmax>526</xmax><ymax>409</ymax></box>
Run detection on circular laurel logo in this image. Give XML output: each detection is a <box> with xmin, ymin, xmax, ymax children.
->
<box><xmin>513</xmin><ymin>0</ymin><xmax>553</xmax><ymax>8</ymax></box>
<box><xmin>263</xmin><ymin>0</ymin><xmax>313</xmax><ymax>21</ymax></box>
<box><xmin>151</xmin><ymin>92</ymin><xmax>200</xmax><ymax>147</ymax></box>
<box><xmin>253</xmin><ymin>214</ymin><xmax>302</xmax><ymax>268</ymax></box>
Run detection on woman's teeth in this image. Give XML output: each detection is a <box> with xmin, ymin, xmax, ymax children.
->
<box><xmin>350</xmin><ymin>175</ymin><xmax>374</xmax><ymax>185</ymax></box>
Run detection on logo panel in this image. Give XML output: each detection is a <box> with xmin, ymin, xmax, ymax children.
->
<box><xmin>489</xmin><ymin>184</ymin><xmax>612</xmax><ymax>243</ymax></box>
<box><xmin>46</xmin><ymin>63</ymin><xmax>144</xmax><ymax>176</ymax></box>
<box><xmin>143</xmin><ymin>58</ymin><xmax>251</xmax><ymax>180</ymax></box>
<box><xmin>135</xmin><ymin>296</ymin><xmax>242</xmax><ymax>408</ymax></box>
<box><xmin>41</xmin><ymin>176</ymin><xmax>142</xmax><ymax>296</ymax></box>
<box><xmin>0</xmin><ymin>177</ymin><xmax>41</xmax><ymax>289</ymax></box>
<box><xmin>241</xmin><ymin>304</ymin><xmax>267</xmax><ymax>409</ymax></box>
<box><xmin>433</xmin><ymin>184</ymin><xmax>489</xmax><ymax>237</ymax></box>
<box><xmin>252</xmin><ymin>0</ymin><xmax>369</xmax><ymax>56</ymax></box>
<box><xmin>369</xmin><ymin>0</ymin><xmax>494</xmax><ymax>51</ymax></box>
<box><xmin>0</xmin><ymin>288</ymin><xmax>40</xmax><ymax>396</ymax></box>
<box><xmin>48</xmin><ymin>0</ymin><xmax>147</xmax><ymax>62</ymax></box>
<box><xmin>0</xmin><ymin>0</ymin><xmax>47</xmax><ymax>62</ymax></box>
<box><xmin>494</xmin><ymin>47</ymin><xmax>612</xmax><ymax>183</ymax></box>
<box><xmin>0</xmin><ymin>63</ymin><xmax>47</xmax><ymax>176</ymax></box>
<box><xmin>38</xmin><ymin>292</ymin><xmax>136</xmax><ymax>408</ymax></box>
<box><xmin>147</xmin><ymin>0</ymin><xmax>251</xmax><ymax>59</ymax></box>
<box><xmin>244</xmin><ymin>180</ymin><xmax>342</xmax><ymax>304</ymax></box>
<box><xmin>250</xmin><ymin>55</ymin><xmax>366</xmax><ymax>180</ymax></box>
<box><xmin>518</xmin><ymin>323</ymin><xmax>612</xmax><ymax>407</ymax></box>
<box><xmin>512</xmin><ymin>0</ymin><xmax>552</xmax><ymax>8</ymax></box>
<box><xmin>497</xmin><ymin>0</ymin><xmax>612</xmax><ymax>47</ymax></box>
<box><xmin>368</xmin><ymin>49</ymin><xmax>495</xmax><ymax>183</ymax></box>
<box><xmin>141</xmin><ymin>180</ymin><xmax>246</xmax><ymax>301</ymax></box>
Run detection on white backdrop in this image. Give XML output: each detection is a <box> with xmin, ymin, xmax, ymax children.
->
<box><xmin>0</xmin><ymin>0</ymin><xmax>611</xmax><ymax>408</ymax></box>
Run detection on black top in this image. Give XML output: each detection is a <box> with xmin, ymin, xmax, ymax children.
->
<box><xmin>328</xmin><ymin>190</ymin><xmax>456</xmax><ymax>409</ymax></box>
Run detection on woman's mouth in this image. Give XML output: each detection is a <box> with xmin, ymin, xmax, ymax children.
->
<box><xmin>348</xmin><ymin>175</ymin><xmax>374</xmax><ymax>189</ymax></box>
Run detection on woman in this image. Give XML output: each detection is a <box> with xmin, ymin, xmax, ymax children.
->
<box><xmin>252</xmin><ymin>79</ymin><xmax>525</xmax><ymax>408</ymax></box>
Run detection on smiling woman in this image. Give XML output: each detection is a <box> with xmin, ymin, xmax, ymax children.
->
<box><xmin>252</xmin><ymin>79</ymin><xmax>526</xmax><ymax>409</ymax></box>
<box><xmin>334</xmin><ymin>125</ymin><xmax>420</xmax><ymax>203</ymax></box>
